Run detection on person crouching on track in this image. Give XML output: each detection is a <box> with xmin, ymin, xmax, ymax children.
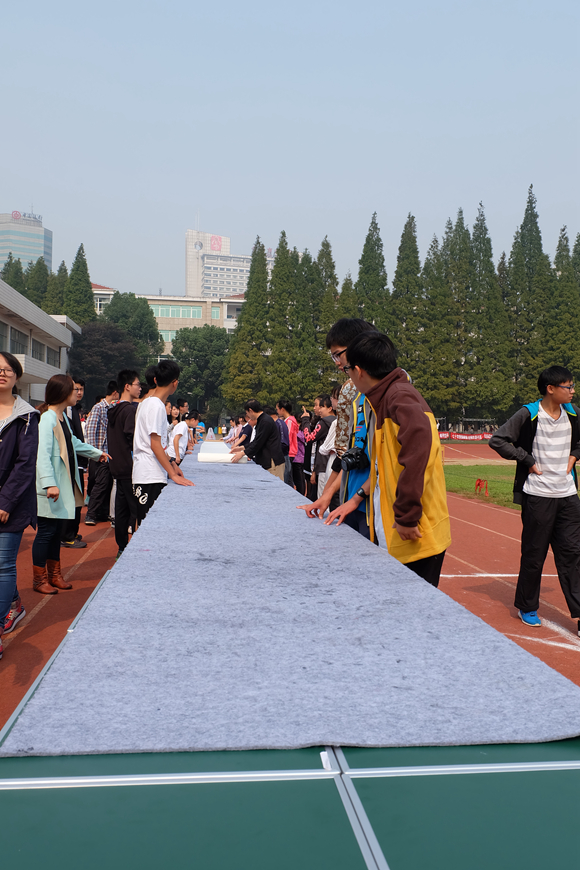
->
<box><xmin>490</xmin><ymin>366</ymin><xmax>580</xmax><ymax>634</ymax></box>
<box><xmin>325</xmin><ymin>332</ymin><xmax>451</xmax><ymax>588</ymax></box>
<box><xmin>32</xmin><ymin>375</ymin><xmax>109</xmax><ymax>595</ymax></box>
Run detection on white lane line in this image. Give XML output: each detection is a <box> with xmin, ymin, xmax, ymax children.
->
<box><xmin>446</xmin><ymin>493</ymin><xmax>518</xmax><ymax>517</ymax></box>
<box><xmin>504</xmin><ymin>633</ymin><xmax>580</xmax><ymax>652</ymax></box>
<box><xmin>442</xmin><ymin>574</ymin><xmax>558</xmax><ymax>578</ymax></box>
<box><xmin>448</xmin><ymin>514</ymin><xmax>521</xmax><ymax>543</ymax></box>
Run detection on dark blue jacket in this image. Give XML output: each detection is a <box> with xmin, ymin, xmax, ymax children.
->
<box><xmin>0</xmin><ymin>397</ymin><xmax>39</xmax><ymax>533</ymax></box>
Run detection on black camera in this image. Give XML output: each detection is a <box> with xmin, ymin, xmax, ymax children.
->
<box><xmin>341</xmin><ymin>447</ymin><xmax>369</xmax><ymax>472</ymax></box>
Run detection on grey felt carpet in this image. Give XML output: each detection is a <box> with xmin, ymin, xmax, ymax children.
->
<box><xmin>3</xmin><ymin>453</ymin><xmax>580</xmax><ymax>757</ymax></box>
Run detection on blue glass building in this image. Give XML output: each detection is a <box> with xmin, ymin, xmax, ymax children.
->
<box><xmin>0</xmin><ymin>211</ymin><xmax>53</xmax><ymax>272</ymax></box>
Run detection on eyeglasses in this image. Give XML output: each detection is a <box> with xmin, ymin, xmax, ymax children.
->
<box><xmin>330</xmin><ymin>348</ymin><xmax>347</xmax><ymax>364</ymax></box>
<box><xmin>558</xmin><ymin>384</ymin><xmax>575</xmax><ymax>391</ymax></box>
<box><xmin>0</xmin><ymin>368</ymin><xmax>15</xmax><ymax>376</ymax></box>
<box><xmin>342</xmin><ymin>365</ymin><xmax>353</xmax><ymax>374</ymax></box>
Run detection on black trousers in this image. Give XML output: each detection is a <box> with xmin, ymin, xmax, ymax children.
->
<box><xmin>516</xmin><ymin>494</ymin><xmax>580</xmax><ymax>617</ymax></box>
<box><xmin>132</xmin><ymin>482</ymin><xmax>166</xmax><ymax>522</ymax></box>
<box><xmin>114</xmin><ymin>479</ymin><xmax>140</xmax><ymax>552</ymax></box>
<box><xmin>32</xmin><ymin>518</ymin><xmax>65</xmax><ymax>566</ymax></box>
<box><xmin>405</xmin><ymin>550</ymin><xmax>446</xmax><ymax>588</ymax></box>
<box><xmin>87</xmin><ymin>461</ymin><xmax>113</xmax><ymax>521</ymax></box>
<box><xmin>291</xmin><ymin>462</ymin><xmax>305</xmax><ymax>495</ymax></box>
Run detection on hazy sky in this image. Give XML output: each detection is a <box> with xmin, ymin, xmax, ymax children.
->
<box><xmin>4</xmin><ymin>0</ymin><xmax>578</xmax><ymax>295</ymax></box>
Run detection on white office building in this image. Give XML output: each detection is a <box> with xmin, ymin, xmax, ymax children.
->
<box><xmin>185</xmin><ymin>230</ymin><xmax>273</xmax><ymax>298</ymax></box>
<box><xmin>0</xmin><ymin>211</ymin><xmax>53</xmax><ymax>272</ymax></box>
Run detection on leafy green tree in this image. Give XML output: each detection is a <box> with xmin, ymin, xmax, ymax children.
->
<box><xmin>504</xmin><ymin>230</ymin><xmax>529</xmax><ymax>409</ymax></box>
<box><xmin>519</xmin><ymin>252</ymin><xmax>554</xmax><ymax>398</ymax></box>
<box><xmin>43</xmin><ymin>261</ymin><xmax>68</xmax><ymax>314</ymax></box>
<box><xmin>415</xmin><ymin>236</ymin><xmax>460</xmax><ymax>420</ymax></box>
<box><xmin>0</xmin><ymin>253</ymin><xmax>26</xmax><ymax>295</ymax></box>
<box><xmin>390</xmin><ymin>214</ymin><xmax>422</xmax><ymax>372</ymax></box>
<box><xmin>337</xmin><ymin>272</ymin><xmax>358</xmax><ymax>318</ymax></box>
<box><xmin>442</xmin><ymin>209</ymin><xmax>472</xmax><ymax>412</ymax></box>
<box><xmin>171</xmin><ymin>324</ymin><xmax>230</xmax><ymax>410</ymax></box>
<box><xmin>355</xmin><ymin>212</ymin><xmax>389</xmax><ymax>328</ymax></box>
<box><xmin>287</xmin><ymin>249</ymin><xmax>320</xmax><ymax>404</ymax></box>
<box><xmin>546</xmin><ymin>227</ymin><xmax>580</xmax><ymax>373</ymax></box>
<box><xmin>24</xmin><ymin>257</ymin><xmax>49</xmax><ymax>307</ymax></box>
<box><xmin>463</xmin><ymin>204</ymin><xmax>512</xmax><ymax>419</ymax></box>
<box><xmin>67</xmin><ymin>321</ymin><xmax>140</xmax><ymax>407</ymax></box>
<box><xmin>222</xmin><ymin>237</ymin><xmax>269</xmax><ymax>407</ymax></box>
<box><xmin>264</xmin><ymin>230</ymin><xmax>294</xmax><ymax>399</ymax></box>
<box><xmin>102</xmin><ymin>291</ymin><xmax>163</xmax><ymax>365</ymax></box>
<box><xmin>64</xmin><ymin>244</ymin><xmax>96</xmax><ymax>325</ymax></box>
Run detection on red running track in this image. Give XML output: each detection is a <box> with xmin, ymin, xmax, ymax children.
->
<box><xmin>441</xmin><ymin>492</ymin><xmax>580</xmax><ymax>687</ymax></box>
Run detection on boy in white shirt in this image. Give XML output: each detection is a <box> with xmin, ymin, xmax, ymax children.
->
<box><xmin>167</xmin><ymin>413</ymin><xmax>198</xmax><ymax>464</ymax></box>
<box><xmin>132</xmin><ymin>360</ymin><xmax>194</xmax><ymax>520</ymax></box>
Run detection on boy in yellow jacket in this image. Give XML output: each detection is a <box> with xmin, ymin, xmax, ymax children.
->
<box><xmin>326</xmin><ymin>331</ymin><xmax>451</xmax><ymax>587</ymax></box>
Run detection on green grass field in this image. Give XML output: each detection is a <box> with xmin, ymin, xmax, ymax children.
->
<box><xmin>444</xmin><ymin>464</ymin><xmax>520</xmax><ymax>510</ymax></box>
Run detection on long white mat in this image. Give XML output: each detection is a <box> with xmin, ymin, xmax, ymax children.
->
<box><xmin>3</xmin><ymin>455</ymin><xmax>580</xmax><ymax>756</ymax></box>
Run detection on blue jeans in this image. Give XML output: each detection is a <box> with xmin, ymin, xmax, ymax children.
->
<box><xmin>0</xmin><ymin>531</ymin><xmax>24</xmax><ymax>626</ymax></box>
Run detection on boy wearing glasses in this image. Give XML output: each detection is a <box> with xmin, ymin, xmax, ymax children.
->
<box><xmin>490</xmin><ymin>366</ymin><xmax>580</xmax><ymax>632</ymax></box>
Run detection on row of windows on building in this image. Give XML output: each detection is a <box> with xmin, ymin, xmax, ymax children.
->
<box><xmin>149</xmin><ymin>305</ymin><xmax>221</xmax><ymax>320</ymax></box>
<box><xmin>0</xmin><ymin>322</ymin><xmax>59</xmax><ymax>367</ymax></box>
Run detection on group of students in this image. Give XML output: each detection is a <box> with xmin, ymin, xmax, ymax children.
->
<box><xmin>0</xmin><ymin>356</ymin><xmax>195</xmax><ymax>661</ymax></box>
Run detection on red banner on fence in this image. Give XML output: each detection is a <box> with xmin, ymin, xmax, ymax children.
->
<box><xmin>438</xmin><ymin>432</ymin><xmax>493</xmax><ymax>441</ymax></box>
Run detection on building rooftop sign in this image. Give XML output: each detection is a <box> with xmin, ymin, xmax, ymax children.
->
<box><xmin>11</xmin><ymin>211</ymin><xmax>42</xmax><ymax>221</ymax></box>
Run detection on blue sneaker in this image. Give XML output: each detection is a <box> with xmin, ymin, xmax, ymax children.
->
<box><xmin>519</xmin><ymin>610</ymin><xmax>541</xmax><ymax>627</ymax></box>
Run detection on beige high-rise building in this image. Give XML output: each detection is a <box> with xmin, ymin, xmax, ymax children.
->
<box><xmin>185</xmin><ymin>229</ymin><xmax>273</xmax><ymax>299</ymax></box>
<box><xmin>185</xmin><ymin>230</ymin><xmax>231</xmax><ymax>297</ymax></box>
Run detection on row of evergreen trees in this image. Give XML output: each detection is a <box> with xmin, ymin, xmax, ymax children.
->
<box><xmin>1</xmin><ymin>244</ymin><xmax>98</xmax><ymax>325</ymax></box>
<box><xmin>223</xmin><ymin>187</ymin><xmax>580</xmax><ymax>422</ymax></box>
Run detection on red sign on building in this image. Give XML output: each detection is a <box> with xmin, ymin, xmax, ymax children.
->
<box><xmin>11</xmin><ymin>211</ymin><xmax>21</xmax><ymax>220</ymax></box>
<box><xmin>210</xmin><ymin>235</ymin><xmax>222</xmax><ymax>252</ymax></box>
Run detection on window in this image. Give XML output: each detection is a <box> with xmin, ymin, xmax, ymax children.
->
<box><xmin>191</xmin><ymin>307</ymin><xmax>202</xmax><ymax>318</ymax></box>
<box><xmin>32</xmin><ymin>339</ymin><xmax>45</xmax><ymax>361</ymax></box>
<box><xmin>211</xmin><ymin>307</ymin><xmax>220</xmax><ymax>319</ymax></box>
<box><xmin>47</xmin><ymin>346</ymin><xmax>60</xmax><ymax>367</ymax></box>
<box><xmin>170</xmin><ymin>307</ymin><xmax>181</xmax><ymax>318</ymax></box>
<box><xmin>0</xmin><ymin>322</ymin><xmax>7</xmax><ymax>353</ymax></box>
<box><xmin>160</xmin><ymin>330</ymin><xmax>177</xmax><ymax>342</ymax></box>
<box><xmin>10</xmin><ymin>327</ymin><xmax>28</xmax><ymax>355</ymax></box>
<box><xmin>158</xmin><ymin>306</ymin><xmax>171</xmax><ymax>317</ymax></box>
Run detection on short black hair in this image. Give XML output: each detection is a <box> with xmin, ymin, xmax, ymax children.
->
<box><xmin>538</xmin><ymin>366</ymin><xmax>574</xmax><ymax>396</ymax></box>
<box><xmin>326</xmin><ymin>318</ymin><xmax>377</xmax><ymax>349</ymax></box>
<box><xmin>346</xmin><ymin>332</ymin><xmax>398</xmax><ymax>379</ymax></box>
<box><xmin>71</xmin><ymin>376</ymin><xmax>85</xmax><ymax>387</ymax></box>
<box><xmin>140</xmin><ymin>383</ymin><xmax>151</xmax><ymax>399</ymax></box>
<box><xmin>155</xmin><ymin>359</ymin><xmax>181</xmax><ymax>387</ymax></box>
<box><xmin>106</xmin><ymin>380</ymin><xmax>119</xmax><ymax>397</ymax></box>
<box><xmin>117</xmin><ymin>369</ymin><xmax>139</xmax><ymax>394</ymax></box>
<box><xmin>144</xmin><ymin>365</ymin><xmax>158</xmax><ymax>388</ymax></box>
<box><xmin>244</xmin><ymin>399</ymin><xmax>263</xmax><ymax>413</ymax></box>
<box><xmin>315</xmin><ymin>394</ymin><xmax>332</xmax><ymax>409</ymax></box>
<box><xmin>264</xmin><ymin>405</ymin><xmax>277</xmax><ymax>416</ymax></box>
<box><xmin>277</xmin><ymin>400</ymin><xmax>292</xmax><ymax>413</ymax></box>
<box><xmin>186</xmin><ymin>410</ymin><xmax>200</xmax><ymax>420</ymax></box>
<box><xmin>0</xmin><ymin>351</ymin><xmax>23</xmax><ymax>380</ymax></box>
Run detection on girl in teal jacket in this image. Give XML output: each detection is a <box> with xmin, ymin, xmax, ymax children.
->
<box><xmin>33</xmin><ymin>375</ymin><xmax>108</xmax><ymax>594</ymax></box>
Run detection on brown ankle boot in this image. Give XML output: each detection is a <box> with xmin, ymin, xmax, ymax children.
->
<box><xmin>47</xmin><ymin>560</ymin><xmax>72</xmax><ymax>590</ymax></box>
<box><xmin>33</xmin><ymin>565</ymin><xmax>58</xmax><ymax>594</ymax></box>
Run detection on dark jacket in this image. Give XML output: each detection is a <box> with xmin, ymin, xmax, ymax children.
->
<box><xmin>107</xmin><ymin>401</ymin><xmax>138</xmax><ymax>480</ymax></box>
<box><xmin>304</xmin><ymin>414</ymin><xmax>335</xmax><ymax>474</ymax></box>
<box><xmin>244</xmin><ymin>412</ymin><xmax>284</xmax><ymax>470</ymax></box>
<box><xmin>0</xmin><ymin>397</ymin><xmax>39</xmax><ymax>533</ymax></box>
<box><xmin>489</xmin><ymin>401</ymin><xmax>580</xmax><ymax>504</ymax></box>
<box><xmin>67</xmin><ymin>402</ymin><xmax>87</xmax><ymax>468</ymax></box>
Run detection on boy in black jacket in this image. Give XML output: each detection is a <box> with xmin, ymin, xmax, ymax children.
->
<box><xmin>490</xmin><ymin>366</ymin><xmax>580</xmax><ymax>633</ymax></box>
<box><xmin>107</xmin><ymin>369</ymin><xmax>142</xmax><ymax>556</ymax></box>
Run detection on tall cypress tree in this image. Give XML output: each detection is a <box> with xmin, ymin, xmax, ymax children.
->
<box><xmin>337</xmin><ymin>272</ymin><xmax>358</xmax><ymax>318</ymax></box>
<box><xmin>24</xmin><ymin>257</ymin><xmax>49</xmax><ymax>308</ymax></box>
<box><xmin>222</xmin><ymin>237</ymin><xmax>269</xmax><ymax>407</ymax></box>
<box><xmin>42</xmin><ymin>261</ymin><xmax>68</xmax><ymax>314</ymax></box>
<box><xmin>463</xmin><ymin>204</ymin><xmax>512</xmax><ymax>419</ymax></box>
<box><xmin>519</xmin><ymin>252</ymin><xmax>554</xmax><ymax>398</ymax></box>
<box><xmin>64</xmin><ymin>244</ymin><xmax>96</xmax><ymax>325</ymax></box>
<box><xmin>520</xmin><ymin>184</ymin><xmax>544</xmax><ymax>291</ymax></box>
<box><xmin>390</xmin><ymin>214</ymin><xmax>422</xmax><ymax>373</ymax></box>
<box><xmin>264</xmin><ymin>230</ymin><xmax>294</xmax><ymax>400</ymax></box>
<box><xmin>505</xmin><ymin>230</ymin><xmax>529</xmax><ymax>409</ymax></box>
<box><xmin>0</xmin><ymin>254</ymin><xmax>26</xmax><ymax>295</ymax></box>
<box><xmin>355</xmin><ymin>213</ymin><xmax>389</xmax><ymax>328</ymax></box>
<box><xmin>287</xmin><ymin>249</ymin><xmax>320</xmax><ymax>405</ymax></box>
<box><xmin>415</xmin><ymin>236</ymin><xmax>460</xmax><ymax>420</ymax></box>
<box><xmin>546</xmin><ymin>227</ymin><xmax>580</xmax><ymax>372</ymax></box>
<box><xmin>445</xmin><ymin>209</ymin><xmax>472</xmax><ymax>413</ymax></box>
<box><xmin>571</xmin><ymin>233</ymin><xmax>580</xmax><ymax>288</ymax></box>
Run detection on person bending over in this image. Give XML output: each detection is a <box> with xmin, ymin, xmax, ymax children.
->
<box><xmin>326</xmin><ymin>332</ymin><xmax>451</xmax><ymax>588</ymax></box>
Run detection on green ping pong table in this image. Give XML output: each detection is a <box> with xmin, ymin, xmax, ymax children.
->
<box><xmin>2</xmin><ymin>738</ymin><xmax>580</xmax><ymax>869</ymax></box>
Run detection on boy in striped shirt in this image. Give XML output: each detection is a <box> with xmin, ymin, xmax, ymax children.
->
<box><xmin>490</xmin><ymin>366</ymin><xmax>580</xmax><ymax>633</ymax></box>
